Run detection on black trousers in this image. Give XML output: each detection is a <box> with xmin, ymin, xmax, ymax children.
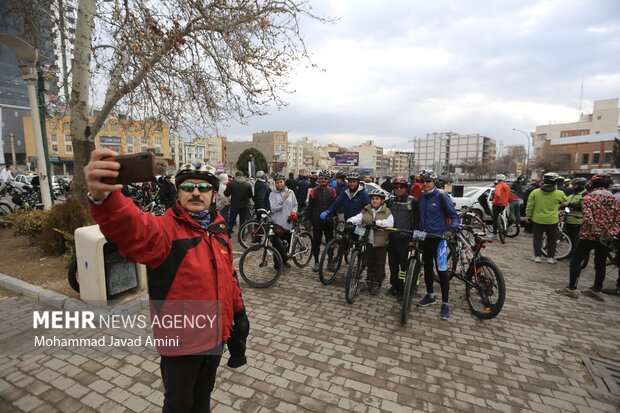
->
<box><xmin>388</xmin><ymin>237</ymin><xmax>409</xmax><ymax>293</ymax></box>
<box><xmin>492</xmin><ymin>205</ymin><xmax>505</xmax><ymax>235</ymax></box>
<box><xmin>311</xmin><ymin>219</ymin><xmax>334</xmax><ymax>262</ymax></box>
<box><xmin>272</xmin><ymin>231</ymin><xmax>292</xmax><ymax>264</ymax></box>
<box><xmin>365</xmin><ymin>245</ymin><xmax>388</xmax><ymax>286</ymax></box>
<box><xmin>422</xmin><ymin>238</ymin><xmax>450</xmax><ymax>303</ymax></box>
<box><xmin>533</xmin><ymin>222</ymin><xmax>558</xmax><ymax>258</ymax></box>
<box><xmin>160</xmin><ymin>353</ymin><xmax>222</xmax><ymax>413</ymax></box>
<box><xmin>564</xmin><ymin>223</ymin><xmax>581</xmax><ymax>258</ymax></box>
<box><xmin>569</xmin><ymin>239</ymin><xmax>609</xmax><ymax>291</ymax></box>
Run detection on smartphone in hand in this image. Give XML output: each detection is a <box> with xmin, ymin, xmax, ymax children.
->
<box><xmin>102</xmin><ymin>152</ymin><xmax>156</xmax><ymax>185</ymax></box>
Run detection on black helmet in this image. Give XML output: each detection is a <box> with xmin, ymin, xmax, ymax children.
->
<box><xmin>176</xmin><ymin>162</ymin><xmax>219</xmax><ymax>190</ymax></box>
<box><xmin>318</xmin><ymin>169</ymin><xmax>330</xmax><ymax>177</ymax></box>
<box><xmin>589</xmin><ymin>174</ymin><xmax>613</xmax><ymax>188</ymax></box>
<box><xmin>570</xmin><ymin>177</ymin><xmax>587</xmax><ymax>187</ymax></box>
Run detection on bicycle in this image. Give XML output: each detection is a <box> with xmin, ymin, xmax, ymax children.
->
<box><xmin>541</xmin><ymin>208</ymin><xmax>572</xmax><ymax>260</ymax></box>
<box><xmin>238</xmin><ymin>217</ymin><xmax>313</xmax><ymax>288</ymax></box>
<box><xmin>344</xmin><ymin>224</ymin><xmax>371</xmax><ymax>304</ymax></box>
<box><xmin>237</xmin><ymin>209</ymin><xmax>270</xmax><ymax>249</ymax></box>
<box><xmin>496</xmin><ymin>207</ymin><xmax>519</xmax><ymax>244</ymax></box>
<box><xmin>318</xmin><ymin>220</ymin><xmax>354</xmax><ymax>285</ymax></box>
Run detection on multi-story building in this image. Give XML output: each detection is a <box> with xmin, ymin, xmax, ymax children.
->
<box><xmin>225</xmin><ymin>140</ymin><xmax>254</xmax><ymax>174</ymax></box>
<box><xmin>50</xmin><ymin>0</ymin><xmax>78</xmax><ymax>102</ymax></box>
<box><xmin>414</xmin><ymin>132</ymin><xmax>496</xmax><ymax>174</ymax></box>
<box><xmin>22</xmin><ymin>115</ymin><xmax>171</xmax><ymax>175</ymax></box>
<box><xmin>286</xmin><ymin>143</ymin><xmax>304</xmax><ymax>176</ymax></box>
<box><xmin>169</xmin><ymin>136</ymin><xmax>184</xmax><ymax>170</ymax></box>
<box><xmin>350</xmin><ymin>140</ymin><xmax>383</xmax><ymax>175</ymax></box>
<box><xmin>253</xmin><ymin>131</ymin><xmax>288</xmax><ymax>173</ymax></box>
<box><xmin>189</xmin><ymin>137</ymin><xmax>224</xmax><ymax>167</ymax></box>
<box><xmin>390</xmin><ymin>150</ymin><xmax>414</xmax><ymax>177</ymax></box>
<box><xmin>532</xmin><ymin>98</ymin><xmax>619</xmax><ymax>176</ymax></box>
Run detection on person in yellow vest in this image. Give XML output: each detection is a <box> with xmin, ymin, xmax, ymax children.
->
<box><xmin>347</xmin><ymin>188</ymin><xmax>394</xmax><ymax>295</ymax></box>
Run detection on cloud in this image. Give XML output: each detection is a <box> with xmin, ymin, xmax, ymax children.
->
<box><xmin>224</xmin><ymin>0</ymin><xmax>620</xmax><ymax>150</ymax></box>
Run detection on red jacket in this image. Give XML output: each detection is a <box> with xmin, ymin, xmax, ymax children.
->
<box><xmin>90</xmin><ymin>191</ymin><xmax>244</xmax><ymax>355</ymax></box>
<box><xmin>493</xmin><ymin>181</ymin><xmax>511</xmax><ymax>206</ymax></box>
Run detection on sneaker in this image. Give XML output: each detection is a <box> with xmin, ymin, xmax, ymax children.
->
<box><xmin>555</xmin><ymin>287</ymin><xmax>578</xmax><ymax>299</ymax></box>
<box><xmin>491</xmin><ymin>234</ymin><xmax>498</xmax><ymax>240</ymax></box>
<box><xmin>370</xmin><ymin>284</ymin><xmax>380</xmax><ymax>295</ymax></box>
<box><xmin>283</xmin><ymin>262</ymin><xmax>291</xmax><ymax>269</ymax></box>
<box><xmin>440</xmin><ymin>304</ymin><xmax>450</xmax><ymax>320</ymax></box>
<box><xmin>601</xmin><ymin>286</ymin><xmax>620</xmax><ymax>295</ymax></box>
<box><xmin>547</xmin><ymin>258</ymin><xmax>558</xmax><ymax>264</ymax></box>
<box><xmin>312</xmin><ymin>262</ymin><xmax>320</xmax><ymax>272</ymax></box>
<box><xmin>361</xmin><ymin>282</ymin><xmax>372</xmax><ymax>293</ymax></box>
<box><xmin>417</xmin><ymin>294</ymin><xmax>437</xmax><ymax>307</ymax></box>
<box><xmin>386</xmin><ymin>286</ymin><xmax>397</xmax><ymax>296</ymax></box>
<box><xmin>582</xmin><ymin>288</ymin><xmax>605</xmax><ymax>301</ymax></box>
<box><xmin>395</xmin><ymin>290</ymin><xmax>404</xmax><ymax>301</ymax></box>
<box><xmin>531</xmin><ymin>256</ymin><xmax>542</xmax><ymax>263</ymax></box>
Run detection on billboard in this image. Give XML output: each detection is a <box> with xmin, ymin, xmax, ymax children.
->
<box><xmin>328</xmin><ymin>151</ymin><xmax>359</xmax><ymax>166</ymax></box>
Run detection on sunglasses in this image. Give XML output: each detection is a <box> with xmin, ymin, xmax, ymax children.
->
<box><xmin>179</xmin><ymin>182</ymin><xmax>213</xmax><ymax>193</ymax></box>
<box><xmin>393</xmin><ymin>185</ymin><xmax>407</xmax><ymax>189</ymax></box>
<box><xmin>421</xmin><ymin>179</ymin><xmax>433</xmax><ymax>184</ymax></box>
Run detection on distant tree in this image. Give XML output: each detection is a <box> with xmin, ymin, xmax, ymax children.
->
<box><xmin>236</xmin><ymin>148</ymin><xmax>268</xmax><ymax>175</ymax></box>
<box><xmin>533</xmin><ymin>151</ymin><xmax>571</xmax><ymax>173</ymax></box>
<box><xmin>613</xmin><ymin>138</ymin><xmax>620</xmax><ymax>168</ymax></box>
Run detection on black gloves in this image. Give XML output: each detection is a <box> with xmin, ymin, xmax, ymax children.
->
<box><xmin>226</xmin><ymin>308</ymin><xmax>250</xmax><ymax>368</ymax></box>
<box><xmin>365</xmin><ymin>221</ymin><xmax>376</xmax><ymax>229</ymax></box>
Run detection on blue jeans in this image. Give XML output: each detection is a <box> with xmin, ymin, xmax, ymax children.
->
<box><xmin>509</xmin><ymin>201</ymin><xmax>520</xmax><ymax>226</ymax></box>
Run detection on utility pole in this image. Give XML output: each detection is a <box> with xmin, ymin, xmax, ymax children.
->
<box><xmin>9</xmin><ymin>133</ymin><xmax>17</xmax><ymax>167</ymax></box>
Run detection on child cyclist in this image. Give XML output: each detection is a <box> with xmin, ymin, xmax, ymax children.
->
<box><xmin>347</xmin><ymin>188</ymin><xmax>394</xmax><ymax>295</ymax></box>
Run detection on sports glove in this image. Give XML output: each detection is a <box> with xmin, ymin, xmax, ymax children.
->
<box><xmin>226</xmin><ymin>309</ymin><xmax>250</xmax><ymax>368</ymax></box>
<box><xmin>442</xmin><ymin>230</ymin><xmax>454</xmax><ymax>239</ymax></box>
<box><xmin>320</xmin><ymin>211</ymin><xmax>329</xmax><ymax>220</ymax></box>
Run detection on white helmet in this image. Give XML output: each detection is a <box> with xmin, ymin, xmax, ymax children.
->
<box><xmin>495</xmin><ymin>174</ymin><xmax>506</xmax><ymax>182</ymax></box>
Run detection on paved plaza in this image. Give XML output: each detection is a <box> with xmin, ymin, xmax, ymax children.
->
<box><xmin>1</xmin><ymin>233</ymin><xmax>619</xmax><ymax>412</ymax></box>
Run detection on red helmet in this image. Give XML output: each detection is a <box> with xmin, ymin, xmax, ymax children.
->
<box><xmin>392</xmin><ymin>176</ymin><xmax>407</xmax><ymax>185</ymax></box>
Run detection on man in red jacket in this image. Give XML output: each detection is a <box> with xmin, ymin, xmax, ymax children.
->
<box><xmin>492</xmin><ymin>174</ymin><xmax>511</xmax><ymax>239</ymax></box>
<box><xmin>85</xmin><ymin>148</ymin><xmax>248</xmax><ymax>413</ymax></box>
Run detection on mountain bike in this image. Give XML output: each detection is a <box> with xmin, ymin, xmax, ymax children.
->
<box><xmin>318</xmin><ymin>220</ymin><xmax>354</xmax><ymax>285</ymax></box>
<box><xmin>238</xmin><ymin>218</ymin><xmax>313</xmax><ymax>288</ymax></box>
<box><xmin>496</xmin><ymin>207</ymin><xmax>519</xmax><ymax>244</ymax></box>
<box><xmin>344</xmin><ymin>225</ymin><xmax>371</xmax><ymax>304</ymax></box>
<box><xmin>237</xmin><ymin>209</ymin><xmax>270</xmax><ymax>249</ymax></box>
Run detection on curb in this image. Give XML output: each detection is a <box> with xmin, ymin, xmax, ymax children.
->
<box><xmin>0</xmin><ymin>272</ymin><xmax>148</xmax><ymax>314</ymax></box>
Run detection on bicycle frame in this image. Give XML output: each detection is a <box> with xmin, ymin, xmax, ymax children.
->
<box><xmin>450</xmin><ymin>228</ymin><xmax>490</xmax><ymax>288</ymax></box>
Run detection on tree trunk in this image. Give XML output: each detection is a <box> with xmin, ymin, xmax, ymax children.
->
<box><xmin>70</xmin><ymin>0</ymin><xmax>96</xmax><ymax>208</ymax></box>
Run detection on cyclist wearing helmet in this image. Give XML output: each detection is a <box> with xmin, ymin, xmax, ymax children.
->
<box><xmin>85</xmin><ymin>149</ymin><xmax>248</xmax><ymax>412</ymax></box>
<box><xmin>269</xmin><ymin>173</ymin><xmax>298</xmax><ymax>268</ymax></box>
<box><xmin>320</xmin><ymin>171</ymin><xmax>370</xmax><ymax>221</ymax></box>
<box><xmin>557</xmin><ymin>174</ymin><xmax>620</xmax><ymax>300</ymax></box>
<box><xmin>347</xmin><ymin>188</ymin><xmax>394</xmax><ymax>295</ymax></box>
<box><xmin>416</xmin><ymin>170</ymin><xmax>460</xmax><ymax>320</ymax></box>
<box><xmin>386</xmin><ymin>176</ymin><xmax>420</xmax><ymax>298</ymax></box>
<box><xmin>307</xmin><ymin>170</ymin><xmax>337</xmax><ymax>271</ymax></box>
<box><xmin>563</xmin><ymin>177</ymin><xmax>588</xmax><ymax>257</ymax></box>
<box><xmin>295</xmin><ymin>171</ymin><xmax>312</xmax><ymax>211</ymax></box>
<box><xmin>556</xmin><ymin>176</ymin><xmax>572</xmax><ymax>196</ymax></box>
<box><xmin>492</xmin><ymin>174</ymin><xmax>511</xmax><ymax>239</ymax></box>
<box><xmin>525</xmin><ymin>172</ymin><xmax>568</xmax><ymax>263</ymax></box>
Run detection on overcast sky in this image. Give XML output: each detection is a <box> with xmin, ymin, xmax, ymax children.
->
<box><xmin>222</xmin><ymin>0</ymin><xmax>620</xmax><ymax>150</ymax></box>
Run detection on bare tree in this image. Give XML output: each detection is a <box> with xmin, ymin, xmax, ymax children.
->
<box><xmin>70</xmin><ymin>0</ymin><xmax>331</xmax><ymax>203</ymax></box>
<box><xmin>533</xmin><ymin>151</ymin><xmax>571</xmax><ymax>173</ymax></box>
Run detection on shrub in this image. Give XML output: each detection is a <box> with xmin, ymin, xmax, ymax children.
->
<box><xmin>11</xmin><ymin>210</ymin><xmax>49</xmax><ymax>245</ymax></box>
<box><xmin>37</xmin><ymin>198</ymin><xmax>94</xmax><ymax>256</ymax></box>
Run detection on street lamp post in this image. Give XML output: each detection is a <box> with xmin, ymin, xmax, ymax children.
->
<box><xmin>9</xmin><ymin>133</ymin><xmax>17</xmax><ymax>168</ymax></box>
<box><xmin>512</xmin><ymin>128</ymin><xmax>531</xmax><ymax>178</ymax></box>
<box><xmin>0</xmin><ymin>34</ymin><xmax>52</xmax><ymax>209</ymax></box>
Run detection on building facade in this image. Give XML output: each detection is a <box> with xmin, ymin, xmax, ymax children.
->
<box><xmin>414</xmin><ymin>132</ymin><xmax>496</xmax><ymax>174</ymax></box>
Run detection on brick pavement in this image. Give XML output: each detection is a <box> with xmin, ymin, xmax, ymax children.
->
<box><xmin>1</xmin><ymin>234</ymin><xmax>619</xmax><ymax>412</ymax></box>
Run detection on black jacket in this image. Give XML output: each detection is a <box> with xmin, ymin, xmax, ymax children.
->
<box><xmin>253</xmin><ymin>179</ymin><xmax>271</xmax><ymax>210</ymax></box>
<box><xmin>307</xmin><ymin>186</ymin><xmax>336</xmax><ymax>223</ymax></box>
<box><xmin>224</xmin><ymin>177</ymin><xmax>253</xmax><ymax>209</ymax></box>
<box><xmin>296</xmin><ymin>178</ymin><xmax>312</xmax><ymax>206</ymax></box>
<box><xmin>285</xmin><ymin>177</ymin><xmax>298</xmax><ymax>192</ymax></box>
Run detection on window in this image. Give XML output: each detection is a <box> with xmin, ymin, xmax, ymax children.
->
<box><xmin>51</xmin><ymin>134</ymin><xmax>57</xmax><ymax>142</ymax></box>
<box><xmin>141</xmin><ymin>137</ymin><xmax>147</xmax><ymax>144</ymax></box>
<box><xmin>597</xmin><ymin>115</ymin><xmax>602</xmax><ymax>120</ymax></box>
<box><xmin>581</xmin><ymin>153</ymin><xmax>589</xmax><ymax>164</ymax></box>
<box><xmin>127</xmin><ymin>124</ymin><xmax>133</xmax><ymax>131</ymax></box>
<box><xmin>63</xmin><ymin>122</ymin><xmax>69</xmax><ymax>130</ymax></box>
<box><xmin>51</xmin><ymin>145</ymin><xmax>58</xmax><ymax>153</ymax></box>
<box><xmin>126</xmin><ymin>146</ymin><xmax>133</xmax><ymax>154</ymax></box>
<box><xmin>604</xmin><ymin>152</ymin><xmax>612</xmax><ymax>163</ymax></box>
<box><xmin>50</xmin><ymin>121</ymin><xmax>57</xmax><ymax>129</ymax></box>
<box><xmin>66</xmin><ymin>144</ymin><xmax>73</xmax><ymax>153</ymax></box>
<box><xmin>64</xmin><ymin>134</ymin><xmax>72</xmax><ymax>142</ymax></box>
<box><xmin>155</xmin><ymin>137</ymin><xmax>161</xmax><ymax>144</ymax></box>
<box><xmin>111</xmin><ymin>123</ymin><xmax>118</xmax><ymax>131</ymax></box>
<box><xmin>141</xmin><ymin>146</ymin><xmax>147</xmax><ymax>152</ymax></box>
<box><xmin>595</xmin><ymin>131</ymin><xmax>600</xmax><ymax>134</ymax></box>
<box><xmin>592</xmin><ymin>153</ymin><xmax>600</xmax><ymax>164</ymax></box>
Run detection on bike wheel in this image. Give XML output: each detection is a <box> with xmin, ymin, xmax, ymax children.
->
<box><xmin>505</xmin><ymin>217</ymin><xmax>520</xmax><ymax>238</ymax></box>
<box><xmin>401</xmin><ymin>257</ymin><xmax>421</xmax><ymax>325</ymax></box>
<box><xmin>68</xmin><ymin>256</ymin><xmax>80</xmax><ymax>292</ymax></box>
<box><xmin>498</xmin><ymin>219</ymin><xmax>506</xmax><ymax>244</ymax></box>
<box><xmin>292</xmin><ymin>231</ymin><xmax>313</xmax><ymax>268</ymax></box>
<box><xmin>0</xmin><ymin>202</ymin><xmax>13</xmax><ymax>215</ymax></box>
<box><xmin>345</xmin><ymin>251</ymin><xmax>362</xmax><ymax>304</ymax></box>
<box><xmin>238</xmin><ymin>220</ymin><xmax>263</xmax><ymax>249</ymax></box>
<box><xmin>465</xmin><ymin>257</ymin><xmax>505</xmax><ymax>319</ymax></box>
<box><xmin>238</xmin><ymin>244</ymin><xmax>283</xmax><ymax>288</ymax></box>
<box><xmin>319</xmin><ymin>238</ymin><xmax>343</xmax><ymax>285</ymax></box>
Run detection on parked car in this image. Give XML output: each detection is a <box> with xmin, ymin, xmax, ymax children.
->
<box><xmin>451</xmin><ymin>186</ymin><xmax>526</xmax><ymax>222</ymax></box>
<box><xmin>362</xmin><ymin>182</ymin><xmax>393</xmax><ymax>200</ymax></box>
<box><xmin>11</xmin><ymin>174</ymin><xmax>61</xmax><ymax>196</ymax></box>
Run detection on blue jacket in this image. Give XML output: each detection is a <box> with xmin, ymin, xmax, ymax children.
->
<box><xmin>325</xmin><ymin>186</ymin><xmax>370</xmax><ymax>220</ymax></box>
<box><xmin>419</xmin><ymin>188</ymin><xmax>459</xmax><ymax>234</ymax></box>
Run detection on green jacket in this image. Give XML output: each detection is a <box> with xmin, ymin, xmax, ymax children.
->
<box><xmin>525</xmin><ymin>187</ymin><xmax>568</xmax><ymax>225</ymax></box>
<box><xmin>565</xmin><ymin>188</ymin><xmax>587</xmax><ymax>225</ymax></box>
